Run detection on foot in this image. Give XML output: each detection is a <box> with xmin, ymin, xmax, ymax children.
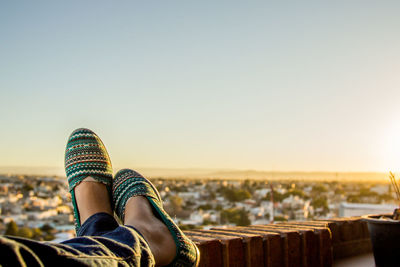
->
<box><xmin>65</xmin><ymin>128</ymin><xmax>114</xmax><ymax>233</ymax></box>
<box><xmin>124</xmin><ymin>196</ymin><xmax>176</xmax><ymax>266</ymax></box>
<box><xmin>74</xmin><ymin>176</ymin><xmax>113</xmax><ymax>224</ymax></box>
<box><xmin>113</xmin><ymin>169</ymin><xmax>199</xmax><ymax>266</ymax></box>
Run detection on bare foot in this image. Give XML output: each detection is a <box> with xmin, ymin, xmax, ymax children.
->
<box><xmin>74</xmin><ymin>176</ymin><xmax>113</xmax><ymax>224</ymax></box>
<box><xmin>124</xmin><ymin>196</ymin><xmax>176</xmax><ymax>266</ymax></box>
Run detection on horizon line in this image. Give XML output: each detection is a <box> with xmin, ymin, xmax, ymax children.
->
<box><xmin>0</xmin><ymin>165</ymin><xmax>395</xmax><ymax>175</ymax></box>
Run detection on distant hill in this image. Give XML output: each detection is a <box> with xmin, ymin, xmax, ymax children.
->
<box><xmin>0</xmin><ymin>166</ymin><xmax>391</xmax><ymax>182</ymax></box>
<box><xmin>198</xmin><ymin>170</ymin><xmax>389</xmax><ymax>182</ymax></box>
<box><xmin>0</xmin><ymin>166</ymin><xmax>65</xmax><ymax>177</ymax></box>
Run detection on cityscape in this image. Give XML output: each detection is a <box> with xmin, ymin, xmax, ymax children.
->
<box><xmin>0</xmin><ymin>173</ymin><xmax>396</xmax><ymax>242</ymax></box>
<box><xmin>1</xmin><ymin>1</ymin><xmax>399</xmax><ymax>265</ymax></box>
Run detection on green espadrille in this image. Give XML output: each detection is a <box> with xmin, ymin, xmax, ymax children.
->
<box><xmin>113</xmin><ymin>169</ymin><xmax>200</xmax><ymax>267</ymax></box>
<box><xmin>65</xmin><ymin>128</ymin><xmax>113</xmax><ymax>234</ymax></box>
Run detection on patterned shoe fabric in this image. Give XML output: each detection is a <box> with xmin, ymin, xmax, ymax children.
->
<box><xmin>65</xmin><ymin>128</ymin><xmax>113</xmax><ymax>233</ymax></box>
<box><xmin>113</xmin><ymin>169</ymin><xmax>200</xmax><ymax>267</ymax></box>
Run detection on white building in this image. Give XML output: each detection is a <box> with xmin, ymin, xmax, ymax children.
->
<box><xmin>178</xmin><ymin>192</ymin><xmax>200</xmax><ymax>200</ymax></box>
<box><xmin>254</xmin><ymin>188</ymin><xmax>270</xmax><ymax>199</ymax></box>
<box><xmin>339</xmin><ymin>202</ymin><xmax>397</xmax><ymax>217</ymax></box>
<box><xmin>370</xmin><ymin>185</ymin><xmax>389</xmax><ymax>195</ymax></box>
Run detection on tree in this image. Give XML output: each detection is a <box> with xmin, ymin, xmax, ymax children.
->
<box><xmin>311</xmin><ymin>196</ymin><xmax>329</xmax><ymax>216</ymax></box>
<box><xmin>40</xmin><ymin>224</ymin><xmax>54</xmax><ymax>233</ymax></box>
<box><xmin>17</xmin><ymin>227</ymin><xmax>33</xmax><ymax>239</ymax></box>
<box><xmin>43</xmin><ymin>233</ymin><xmax>55</xmax><ymax>241</ymax></box>
<box><xmin>274</xmin><ymin>215</ymin><xmax>288</xmax><ymax>222</ymax></box>
<box><xmin>243</xmin><ymin>180</ymin><xmax>255</xmax><ymax>194</ymax></box>
<box><xmin>22</xmin><ymin>183</ymin><xmax>34</xmax><ymax>192</ymax></box>
<box><xmin>198</xmin><ymin>204</ymin><xmax>212</xmax><ymax>210</ymax></box>
<box><xmin>169</xmin><ymin>195</ymin><xmax>184</xmax><ymax>213</ymax></box>
<box><xmin>178</xmin><ymin>224</ymin><xmax>201</xmax><ymax>231</ymax></box>
<box><xmin>202</xmin><ymin>218</ymin><xmax>216</xmax><ymax>225</ymax></box>
<box><xmin>5</xmin><ymin>220</ymin><xmax>18</xmax><ymax>236</ymax></box>
<box><xmin>220</xmin><ymin>208</ymin><xmax>250</xmax><ymax>226</ymax></box>
<box><xmin>222</xmin><ymin>188</ymin><xmax>251</xmax><ymax>202</ymax></box>
<box><xmin>266</xmin><ymin>191</ymin><xmax>285</xmax><ymax>202</ymax></box>
<box><xmin>311</xmin><ymin>184</ymin><xmax>328</xmax><ymax>195</ymax></box>
<box><xmin>52</xmin><ymin>184</ymin><xmax>60</xmax><ymax>191</ymax></box>
<box><xmin>32</xmin><ymin>228</ymin><xmax>43</xmax><ymax>240</ymax></box>
<box><xmin>288</xmin><ymin>188</ymin><xmax>307</xmax><ymax>198</ymax></box>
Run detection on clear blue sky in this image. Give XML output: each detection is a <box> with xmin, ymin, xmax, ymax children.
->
<box><xmin>1</xmin><ymin>1</ymin><xmax>400</xmax><ymax>173</ymax></box>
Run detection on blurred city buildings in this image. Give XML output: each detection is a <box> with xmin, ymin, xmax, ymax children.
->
<box><xmin>0</xmin><ymin>173</ymin><xmax>396</xmax><ymax>241</ymax></box>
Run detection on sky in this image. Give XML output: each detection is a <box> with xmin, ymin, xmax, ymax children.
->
<box><xmin>1</xmin><ymin>1</ymin><xmax>400</xmax><ymax>173</ymax></box>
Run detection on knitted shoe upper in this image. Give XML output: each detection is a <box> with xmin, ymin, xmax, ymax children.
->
<box><xmin>64</xmin><ymin>128</ymin><xmax>113</xmax><ymax>232</ymax></box>
<box><xmin>113</xmin><ymin>169</ymin><xmax>200</xmax><ymax>267</ymax></box>
<box><xmin>65</xmin><ymin>128</ymin><xmax>113</xmax><ymax>188</ymax></box>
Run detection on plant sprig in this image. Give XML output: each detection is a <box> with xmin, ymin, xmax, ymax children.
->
<box><xmin>389</xmin><ymin>172</ymin><xmax>400</xmax><ymax>207</ymax></box>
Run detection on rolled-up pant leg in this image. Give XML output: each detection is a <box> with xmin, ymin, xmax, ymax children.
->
<box><xmin>0</xmin><ymin>213</ymin><xmax>155</xmax><ymax>267</ymax></box>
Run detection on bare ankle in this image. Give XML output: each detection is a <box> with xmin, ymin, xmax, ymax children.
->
<box><xmin>74</xmin><ymin>177</ymin><xmax>112</xmax><ymax>224</ymax></box>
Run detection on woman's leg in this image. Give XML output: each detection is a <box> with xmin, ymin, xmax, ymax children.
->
<box><xmin>0</xmin><ymin>179</ymin><xmax>155</xmax><ymax>266</ymax></box>
<box><xmin>1</xmin><ymin>216</ymin><xmax>154</xmax><ymax>266</ymax></box>
<box><xmin>0</xmin><ymin>128</ymin><xmax>156</xmax><ymax>266</ymax></box>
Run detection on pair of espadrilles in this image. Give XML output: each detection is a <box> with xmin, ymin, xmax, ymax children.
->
<box><xmin>65</xmin><ymin>128</ymin><xmax>199</xmax><ymax>267</ymax></box>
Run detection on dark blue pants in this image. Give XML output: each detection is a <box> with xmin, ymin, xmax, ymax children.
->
<box><xmin>0</xmin><ymin>213</ymin><xmax>155</xmax><ymax>266</ymax></box>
